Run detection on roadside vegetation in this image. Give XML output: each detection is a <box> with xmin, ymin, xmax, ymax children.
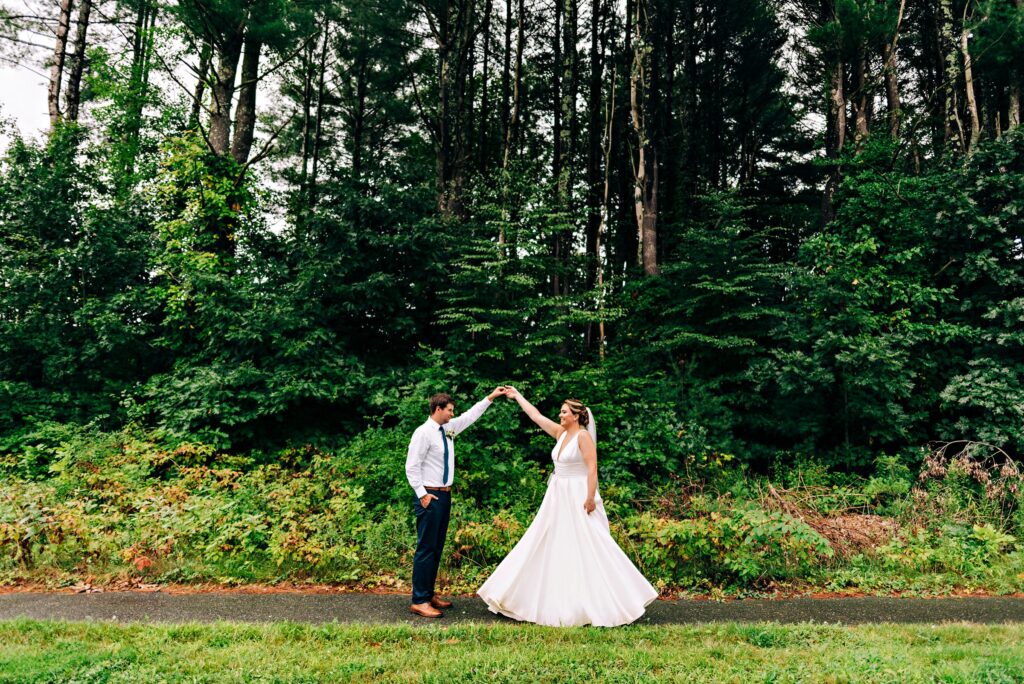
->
<box><xmin>2</xmin><ymin>425</ymin><xmax>1021</xmax><ymax>597</ymax></box>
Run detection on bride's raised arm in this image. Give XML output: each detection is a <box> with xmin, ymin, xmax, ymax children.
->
<box><xmin>505</xmin><ymin>387</ymin><xmax>562</xmax><ymax>439</ymax></box>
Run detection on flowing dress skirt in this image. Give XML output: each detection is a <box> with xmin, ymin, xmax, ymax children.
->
<box><xmin>477</xmin><ymin>472</ymin><xmax>658</xmax><ymax>627</ymax></box>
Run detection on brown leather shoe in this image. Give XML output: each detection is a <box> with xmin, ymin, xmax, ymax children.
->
<box><xmin>430</xmin><ymin>596</ymin><xmax>453</xmax><ymax>609</ymax></box>
<box><xmin>410</xmin><ymin>602</ymin><xmax>443</xmax><ymax>618</ymax></box>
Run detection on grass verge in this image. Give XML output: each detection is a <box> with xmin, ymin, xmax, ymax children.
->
<box><xmin>0</xmin><ymin>620</ymin><xmax>1022</xmax><ymax>682</ymax></box>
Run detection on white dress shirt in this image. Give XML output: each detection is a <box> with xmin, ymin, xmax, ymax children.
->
<box><xmin>405</xmin><ymin>398</ymin><xmax>493</xmax><ymax>499</ymax></box>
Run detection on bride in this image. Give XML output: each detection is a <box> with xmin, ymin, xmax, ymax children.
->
<box><xmin>477</xmin><ymin>387</ymin><xmax>658</xmax><ymax>627</ymax></box>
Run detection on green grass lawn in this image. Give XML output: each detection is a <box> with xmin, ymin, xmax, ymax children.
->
<box><xmin>0</xmin><ymin>620</ymin><xmax>1021</xmax><ymax>683</ymax></box>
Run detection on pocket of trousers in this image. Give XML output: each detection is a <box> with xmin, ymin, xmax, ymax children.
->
<box><xmin>414</xmin><ymin>498</ymin><xmax>436</xmax><ymax>516</ymax></box>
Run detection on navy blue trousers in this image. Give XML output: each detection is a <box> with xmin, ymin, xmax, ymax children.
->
<box><xmin>412</xmin><ymin>490</ymin><xmax>451</xmax><ymax>604</ymax></box>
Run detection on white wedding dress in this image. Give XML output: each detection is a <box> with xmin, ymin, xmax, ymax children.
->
<box><xmin>477</xmin><ymin>430</ymin><xmax>658</xmax><ymax>627</ymax></box>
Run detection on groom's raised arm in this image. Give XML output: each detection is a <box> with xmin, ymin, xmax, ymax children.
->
<box><xmin>405</xmin><ymin>427</ymin><xmax>429</xmax><ymax>500</ymax></box>
<box><xmin>446</xmin><ymin>398</ymin><xmax>491</xmax><ymax>435</ymax></box>
<box><xmin>447</xmin><ymin>387</ymin><xmax>505</xmax><ymax>435</ymax></box>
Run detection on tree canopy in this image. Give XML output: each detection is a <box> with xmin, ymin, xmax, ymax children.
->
<box><xmin>0</xmin><ymin>0</ymin><xmax>1022</xmax><ymax>477</ymax></box>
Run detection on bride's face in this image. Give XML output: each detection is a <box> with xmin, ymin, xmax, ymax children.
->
<box><xmin>558</xmin><ymin>404</ymin><xmax>578</xmax><ymax>428</ymax></box>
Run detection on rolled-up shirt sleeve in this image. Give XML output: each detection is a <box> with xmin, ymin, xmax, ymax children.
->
<box><xmin>405</xmin><ymin>427</ymin><xmax>428</xmax><ymax>499</ymax></box>
<box><xmin>448</xmin><ymin>397</ymin><xmax>492</xmax><ymax>435</ymax></box>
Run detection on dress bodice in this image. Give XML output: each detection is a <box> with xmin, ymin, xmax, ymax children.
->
<box><xmin>551</xmin><ymin>431</ymin><xmax>588</xmax><ymax>478</ymax></box>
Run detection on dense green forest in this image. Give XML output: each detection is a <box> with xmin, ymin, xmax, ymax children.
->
<box><xmin>0</xmin><ymin>0</ymin><xmax>1022</xmax><ymax>592</ymax></box>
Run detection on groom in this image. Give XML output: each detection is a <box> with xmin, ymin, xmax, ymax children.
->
<box><xmin>405</xmin><ymin>387</ymin><xmax>508</xmax><ymax>618</ymax></box>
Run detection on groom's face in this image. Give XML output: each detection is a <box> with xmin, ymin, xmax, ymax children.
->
<box><xmin>434</xmin><ymin>403</ymin><xmax>455</xmax><ymax>424</ymax></box>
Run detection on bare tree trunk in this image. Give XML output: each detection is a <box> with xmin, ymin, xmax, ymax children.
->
<box><xmin>708</xmin><ymin>16</ymin><xmax>724</xmax><ymax>188</ymax></box>
<box><xmin>738</xmin><ymin>126</ymin><xmax>754</xmax><ymax>189</ymax></box>
<box><xmin>498</xmin><ymin>0</ymin><xmax>525</xmax><ymax>249</ymax></box>
<box><xmin>881</xmin><ymin>43</ymin><xmax>902</xmax><ymax>137</ymax></box>
<box><xmin>139</xmin><ymin>4</ymin><xmax>157</xmax><ymax>99</ymax></box>
<box><xmin>1011</xmin><ymin>39</ymin><xmax>1021</xmax><ymax>131</ymax></box>
<box><xmin>960</xmin><ymin>5</ymin><xmax>980</xmax><ymax>153</ymax></box>
<box><xmin>231</xmin><ymin>35</ymin><xmax>263</xmax><ymax>164</ymax></box>
<box><xmin>1011</xmin><ymin>0</ymin><xmax>1022</xmax><ymax>131</ymax></box>
<box><xmin>552</xmin><ymin>0</ymin><xmax>563</xmax><ymax>191</ymax></box>
<box><xmin>310</xmin><ymin>26</ymin><xmax>330</xmax><ymax>206</ymax></box>
<box><xmin>130</xmin><ymin>2</ymin><xmax>147</xmax><ymax>89</ymax></box>
<box><xmin>63</xmin><ymin>0</ymin><xmax>91</xmax><ymax>123</ymax></box>
<box><xmin>853</xmin><ymin>49</ymin><xmax>869</xmax><ymax>146</ymax></box>
<box><xmin>431</xmin><ymin>0</ymin><xmax>471</xmax><ymax>218</ymax></box>
<box><xmin>681</xmin><ymin>0</ymin><xmax>697</xmax><ymax>197</ymax></box>
<box><xmin>436</xmin><ymin>27</ymin><xmax>452</xmax><ymax>216</ymax></box>
<box><xmin>190</xmin><ymin>40</ymin><xmax>212</xmax><ymax>130</ymax></box>
<box><xmin>1011</xmin><ymin>0</ymin><xmax>1023</xmax><ymax>129</ymax></box>
<box><xmin>501</xmin><ymin>0</ymin><xmax>512</xmax><ymax>148</ymax></box>
<box><xmin>615</xmin><ymin>0</ymin><xmax>638</xmax><ymax>275</ymax></box>
<box><xmin>923</xmin><ymin>0</ymin><xmax>946</xmax><ymax>153</ymax></box>
<box><xmin>821</xmin><ymin>0</ymin><xmax>846</xmax><ymax>225</ymax></box>
<box><xmin>208</xmin><ymin>24</ymin><xmax>245</xmax><ymax>156</ymax></box>
<box><xmin>552</xmin><ymin>0</ymin><xmax>578</xmax><ymax>296</ymax></box>
<box><xmin>298</xmin><ymin>39</ymin><xmax>315</xmax><ymax>199</ymax></box>
<box><xmin>48</xmin><ymin>0</ymin><xmax>74</xmax><ymax>130</ymax></box>
<box><xmin>585</xmin><ymin>0</ymin><xmax>605</xmax><ymax>291</ymax></box>
<box><xmin>446</xmin><ymin>0</ymin><xmax>483</xmax><ymax>219</ymax></box>
<box><xmin>477</xmin><ymin>0</ymin><xmax>493</xmax><ymax>171</ymax></box>
<box><xmin>501</xmin><ymin>0</ymin><xmax>524</xmax><ymax>168</ymax></box>
<box><xmin>881</xmin><ymin>0</ymin><xmax>905</xmax><ymax>137</ymax></box>
<box><xmin>596</xmin><ymin>60</ymin><xmax>616</xmax><ymax>359</ymax></box>
<box><xmin>462</xmin><ymin>10</ymin><xmax>478</xmax><ymax>180</ymax></box>
<box><xmin>940</xmin><ymin>0</ymin><xmax>965</xmax><ymax>152</ymax></box>
<box><xmin>352</xmin><ymin>51</ymin><xmax>368</xmax><ymax>183</ymax></box>
<box><xmin>563</xmin><ymin>0</ymin><xmax>580</xmax><ymax>196</ymax></box>
<box><xmin>123</xmin><ymin>0</ymin><xmax>156</xmax><ymax>181</ymax></box>
<box><xmin>631</xmin><ymin>0</ymin><xmax>657</xmax><ymax>276</ymax></box>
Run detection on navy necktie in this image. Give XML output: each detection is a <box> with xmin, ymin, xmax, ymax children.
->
<box><xmin>439</xmin><ymin>426</ymin><xmax>449</xmax><ymax>485</ymax></box>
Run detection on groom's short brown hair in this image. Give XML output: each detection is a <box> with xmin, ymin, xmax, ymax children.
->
<box><xmin>429</xmin><ymin>393</ymin><xmax>455</xmax><ymax>413</ymax></box>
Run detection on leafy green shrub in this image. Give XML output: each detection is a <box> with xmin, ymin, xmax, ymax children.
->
<box><xmin>863</xmin><ymin>454</ymin><xmax>913</xmax><ymax>513</ymax></box>
<box><xmin>330</xmin><ymin>427</ymin><xmax>413</xmax><ymax>514</ymax></box>
<box><xmin>629</xmin><ymin>506</ymin><xmax>833</xmax><ymax>588</ymax></box>
<box><xmin>361</xmin><ymin>508</ymin><xmax>415</xmax><ymax>575</ymax></box>
<box><xmin>877</xmin><ymin>524</ymin><xmax>1019</xmax><ymax>577</ymax></box>
<box><xmin>450</xmin><ymin>510</ymin><xmax>526</xmax><ymax>570</ymax></box>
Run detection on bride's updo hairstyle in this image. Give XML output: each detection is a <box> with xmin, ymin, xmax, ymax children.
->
<box><xmin>563</xmin><ymin>398</ymin><xmax>589</xmax><ymax>428</ymax></box>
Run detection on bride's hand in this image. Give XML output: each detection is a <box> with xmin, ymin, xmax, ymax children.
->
<box><xmin>583</xmin><ymin>498</ymin><xmax>596</xmax><ymax>515</ymax></box>
<box><xmin>504</xmin><ymin>386</ymin><xmax>519</xmax><ymax>399</ymax></box>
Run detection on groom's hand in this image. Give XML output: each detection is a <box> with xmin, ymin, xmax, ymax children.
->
<box><xmin>487</xmin><ymin>386</ymin><xmax>509</xmax><ymax>401</ymax></box>
<box><xmin>420</xmin><ymin>493</ymin><xmax>438</xmax><ymax>508</ymax></box>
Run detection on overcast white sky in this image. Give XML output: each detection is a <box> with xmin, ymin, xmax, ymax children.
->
<box><xmin>0</xmin><ymin>63</ymin><xmax>50</xmax><ymax>144</ymax></box>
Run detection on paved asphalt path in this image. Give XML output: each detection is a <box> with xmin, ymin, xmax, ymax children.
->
<box><xmin>0</xmin><ymin>593</ymin><xmax>1022</xmax><ymax>626</ymax></box>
